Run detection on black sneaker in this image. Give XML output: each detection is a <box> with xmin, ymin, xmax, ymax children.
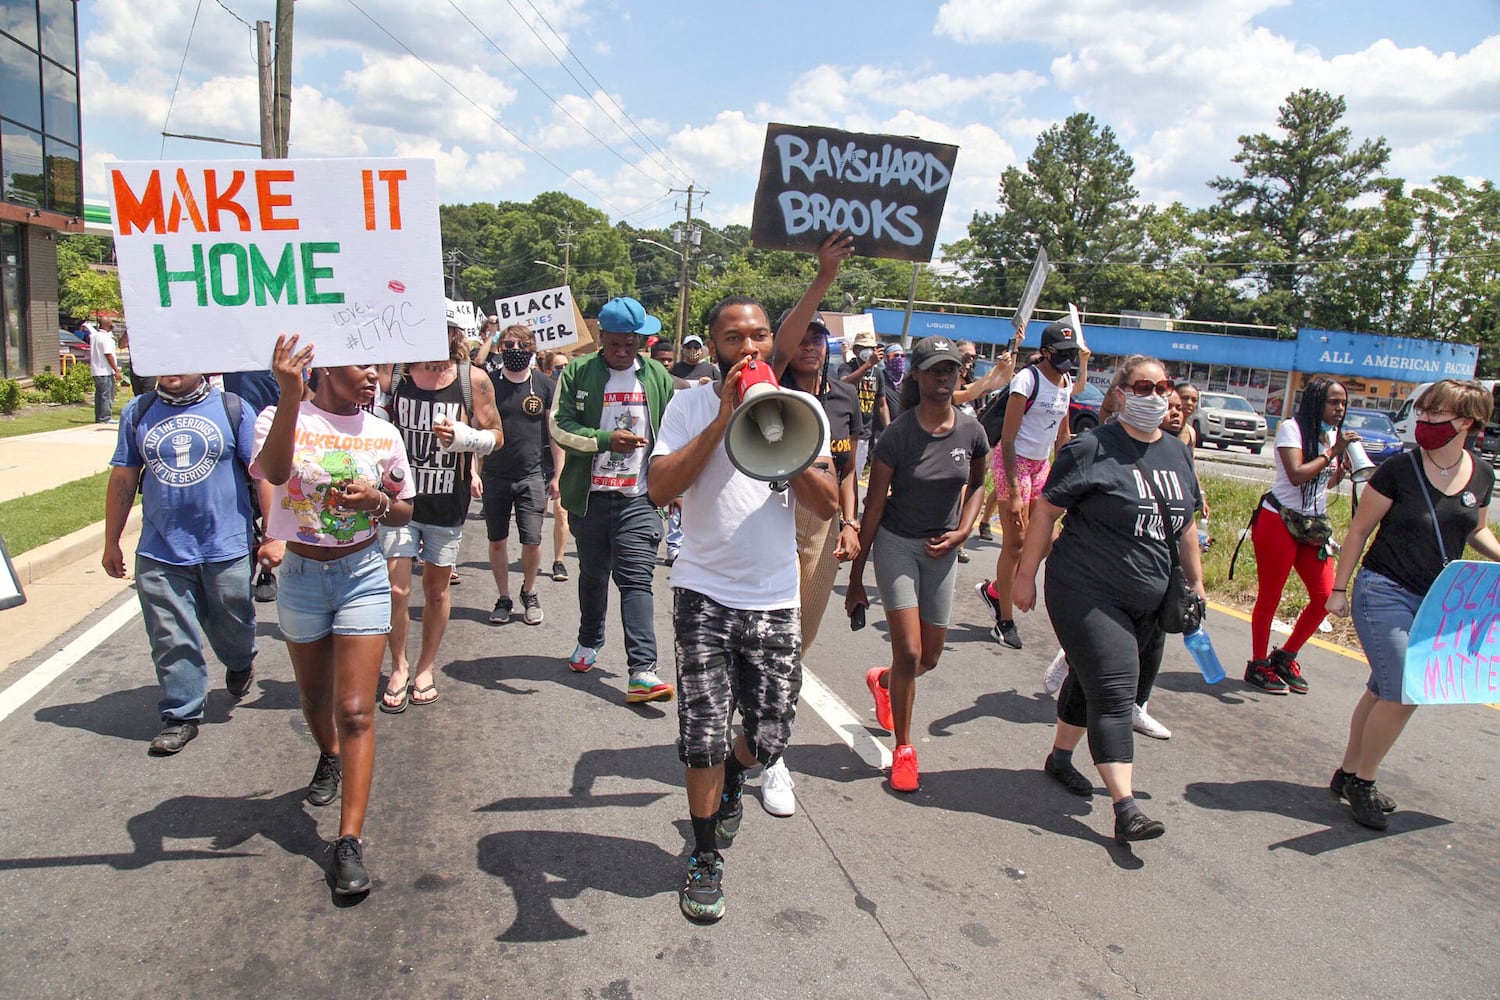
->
<box><xmin>1344</xmin><ymin>778</ymin><xmax>1389</xmax><ymax>831</ymax></box>
<box><xmin>1244</xmin><ymin>659</ymin><xmax>1288</xmax><ymax>694</ymax></box>
<box><xmin>1330</xmin><ymin>768</ymin><xmax>1396</xmax><ymax>812</ymax></box>
<box><xmin>1044</xmin><ymin>753</ymin><xmax>1093</xmax><ymax>797</ymax></box>
<box><xmin>330</xmin><ymin>835</ymin><xmax>371</xmax><ymax>895</ymax></box>
<box><xmin>520</xmin><ymin>590</ymin><xmax>543</xmax><ymax>625</ymax></box>
<box><xmin>307</xmin><ymin>752</ymin><xmax>341</xmax><ymax>807</ymax></box>
<box><xmin>253</xmin><ymin>569</ymin><xmax>278</xmax><ymax>603</ymax></box>
<box><xmin>225</xmin><ymin>665</ymin><xmax>255</xmax><ymax>700</ymax></box>
<box><xmin>679</xmin><ymin>851</ymin><xmax>725</xmax><ymax>922</ymax></box>
<box><xmin>1114</xmin><ymin>811</ymin><xmax>1166</xmax><ymax>844</ymax></box>
<box><xmin>1268</xmin><ymin>648</ymin><xmax>1309</xmax><ymax>694</ymax></box>
<box><xmin>956</xmin><ymin>548</ymin><xmax>970</xmax><ymax>563</ymax></box>
<box><xmin>551</xmin><ymin>560</ymin><xmax>568</xmax><ymax>582</ymax></box>
<box><xmin>978</xmin><ymin>522</ymin><xmax>993</xmax><ymax>540</ymax></box>
<box><xmin>992</xmin><ymin>619</ymin><xmax>1023</xmax><ymax>649</ymax></box>
<box><xmin>715</xmin><ymin>787</ymin><xmax>744</xmax><ymax>845</ymax></box>
<box><xmin>489</xmin><ymin>596</ymin><xmax>513</xmax><ymax>625</ymax></box>
<box><xmin>974</xmin><ymin>579</ymin><xmax>1002</xmax><ymax>623</ymax></box>
<box><xmin>148</xmin><ymin>720</ymin><xmax>199</xmax><ymax>756</ymax></box>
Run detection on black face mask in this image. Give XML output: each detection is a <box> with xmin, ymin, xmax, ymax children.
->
<box><xmin>1048</xmin><ymin>351</ymin><xmax>1078</xmax><ymax>376</ymax></box>
<box><xmin>500</xmin><ymin>348</ymin><xmax>533</xmax><ymax>372</ymax></box>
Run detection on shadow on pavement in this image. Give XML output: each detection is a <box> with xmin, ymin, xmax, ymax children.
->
<box><xmin>446</xmin><ymin>655</ymin><xmax>667</xmax><ymax>717</ymax></box>
<box><xmin>928</xmin><ymin>687</ymin><xmax>1057</xmax><ymax>734</ymax></box>
<box><xmin>1151</xmin><ymin>670</ymin><xmax>1250</xmax><ymax>704</ymax></box>
<box><xmin>1183</xmin><ymin>778</ymin><xmax>1452</xmax><ymax>855</ymax></box>
<box><xmin>476</xmin><ymin>743</ymin><xmax>679</xmax><ymax>814</ymax></box>
<box><xmin>33</xmin><ymin>683</ymin><xmax>276</xmax><ymax>739</ymax></box>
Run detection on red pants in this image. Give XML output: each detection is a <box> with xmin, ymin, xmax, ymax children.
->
<box><xmin>1250</xmin><ymin>506</ymin><xmax>1334</xmax><ymax>660</ymax></box>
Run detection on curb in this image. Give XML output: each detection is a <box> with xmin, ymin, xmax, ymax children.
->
<box><xmin>12</xmin><ymin>507</ymin><xmax>141</xmax><ymax>585</ymax></box>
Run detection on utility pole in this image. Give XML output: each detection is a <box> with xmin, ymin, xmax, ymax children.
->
<box><xmin>557</xmin><ymin>221</ymin><xmax>575</xmax><ymax>287</ymax></box>
<box><xmin>256</xmin><ymin>21</ymin><xmax>274</xmax><ymax>158</ymax></box>
<box><xmin>272</xmin><ymin>0</ymin><xmax>295</xmax><ymax>157</ymax></box>
<box><xmin>899</xmin><ymin>263</ymin><xmax>920</xmax><ymax>349</ymax></box>
<box><xmin>668</xmin><ymin>184</ymin><xmax>705</xmax><ymax>354</ymax></box>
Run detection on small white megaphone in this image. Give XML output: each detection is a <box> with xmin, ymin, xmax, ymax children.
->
<box><xmin>724</xmin><ymin>359</ymin><xmax>826</xmax><ymax>488</ymax></box>
<box><xmin>1343</xmin><ymin>439</ymin><xmax>1375</xmax><ymax>483</ymax></box>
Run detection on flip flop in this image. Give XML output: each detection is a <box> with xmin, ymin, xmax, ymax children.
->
<box><xmin>379</xmin><ymin>684</ymin><xmax>410</xmax><ymax>714</ymax></box>
<box><xmin>411</xmin><ymin>682</ymin><xmax>439</xmax><ymax>706</ymax></box>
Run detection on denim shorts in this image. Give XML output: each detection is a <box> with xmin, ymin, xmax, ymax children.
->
<box><xmin>873</xmin><ymin>526</ymin><xmax>958</xmax><ymax>627</ymax></box>
<box><xmin>377</xmin><ymin>521</ymin><xmax>464</xmax><ymax>567</ymax></box>
<box><xmin>277</xmin><ymin>544</ymin><xmax>392</xmax><ymax>644</ymax></box>
<box><xmin>1351</xmin><ymin>568</ymin><xmax>1423</xmax><ymax>702</ymax></box>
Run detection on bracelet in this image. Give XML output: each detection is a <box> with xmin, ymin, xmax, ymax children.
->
<box><xmin>1330</xmin><ymin>588</ymin><xmax>1346</xmax><ymax>593</ymax></box>
<box><xmin>372</xmin><ymin>493</ymin><xmax>391</xmax><ymax>522</ymax></box>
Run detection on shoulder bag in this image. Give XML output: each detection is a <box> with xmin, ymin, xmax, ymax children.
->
<box><xmin>1134</xmin><ymin>456</ymin><xmax>1204</xmax><ymax>634</ymax></box>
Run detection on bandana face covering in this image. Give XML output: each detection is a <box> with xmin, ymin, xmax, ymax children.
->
<box><xmin>157</xmin><ymin>378</ymin><xmax>211</xmax><ymax>407</ymax></box>
<box><xmin>501</xmin><ymin>348</ymin><xmax>533</xmax><ymax>372</ymax></box>
<box><xmin>885</xmin><ymin>356</ymin><xmax>906</xmax><ymax>383</ymax></box>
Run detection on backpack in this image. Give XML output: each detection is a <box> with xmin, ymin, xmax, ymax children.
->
<box><xmin>128</xmin><ymin>389</ymin><xmax>248</xmax><ymax>493</ymax></box>
<box><xmin>977</xmin><ymin>364</ymin><xmax>1045</xmax><ymax>447</ymax></box>
<box><xmin>390</xmin><ymin>361</ymin><xmax>473</xmax><ymax>422</ymax></box>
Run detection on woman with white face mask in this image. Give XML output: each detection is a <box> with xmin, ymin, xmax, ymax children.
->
<box><xmin>1012</xmin><ymin>355</ymin><xmax>1204</xmax><ymax>845</ymax></box>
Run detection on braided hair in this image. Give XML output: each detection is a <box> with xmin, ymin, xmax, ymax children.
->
<box><xmin>1295</xmin><ymin>377</ymin><xmax>1342</xmax><ymax>459</ymax></box>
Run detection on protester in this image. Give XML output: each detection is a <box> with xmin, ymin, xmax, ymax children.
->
<box><xmin>847</xmin><ymin>336</ymin><xmax>989</xmax><ymax>793</ymax></box>
<box><xmin>543</xmin><ymin>350</ymin><xmax>571</xmax><ymax>581</ymax></box>
<box><xmin>649</xmin><ymin>293</ymin><xmax>837</xmax><ymax>923</ymax></box>
<box><xmin>671</xmin><ymin>334</ymin><xmax>719</xmax><ymax>385</ymax></box>
<box><xmin>549</xmin><ymin>296</ymin><xmax>675</xmax><ymax>702</ymax></box>
<box><xmin>1246</xmin><ymin>376</ymin><xmax>1357</xmax><ymax>694</ymax></box>
<box><xmin>977</xmin><ymin>321</ymin><xmax>1083</xmax><ymax>649</ymax></box>
<box><xmin>480</xmin><ymin>324</ymin><xmax>562</xmax><ymax>625</ymax></box>
<box><xmin>253</xmin><ymin>335</ymin><xmax>415</xmax><ymax>895</ymax></box>
<box><xmin>89</xmin><ymin>318</ymin><xmax>124</xmax><ymax>424</ymax></box>
<box><xmin>881</xmin><ymin>342</ymin><xmax>906</xmax><ymax>423</ymax></box>
<box><xmin>102</xmin><ymin>372</ymin><xmax>260</xmax><ymax>755</ymax></box>
<box><xmin>838</xmin><ymin>328</ymin><xmax>889</xmax><ymax>474</ymax></box>
<box><xmin>1014</xmin><ymin>355</ymin><xmax>1202</xmax><ymax>845</ymax></box>
<box><xmin>1175</xmin><ymin>381</ymin><xmax>1201</xmax><ymax>448</ymax></box>
<box><xmin>379</xmin><ymin>321</ymin><xmax>502</xmax><ymax>711</ymax></box>
<box><xmin>955</xmin><ymin>335</ymin><xmax>1023</xmax><ymax>542</ymax></box>
<box><xmin>1325</xmin><ymin>380</ymin><xmax>1497</xmax><ymax>829</ymax></box>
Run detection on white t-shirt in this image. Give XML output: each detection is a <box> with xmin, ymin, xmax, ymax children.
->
<box><xmin>652</xmin><ymin>381</ymin><xmax>830</xmax><ymax>611</ymax></box>
<box><xmin>89</xmin><ymin>327</ymin><xmax>117</xmax><ymax>376</ymax></box>
<box><xmin>1009</xmin><ymin>366</ymin><xmax>1071</xmax><ymax>461</ymax></box>
<box><xmin>591</xmin><ymin>364</ymin><xmax>651</xmax><ymax>497</ymax></box>
<box><xmin>1268</xmin><ymin>419</ymin><xmax>1335</xmax><ymax>514</ymax></box>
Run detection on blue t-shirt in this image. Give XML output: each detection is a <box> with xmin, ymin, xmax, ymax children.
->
<box><xmin>220</xmin><ymin>371</ymin><xmax>280</xmax><ymax>415</ymax></box>
<box><xmin>111</xmin><ymin>389</ymin><xmax>258</xmax><ymax>566</ymax></box>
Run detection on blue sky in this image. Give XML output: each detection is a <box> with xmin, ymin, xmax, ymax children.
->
<box><xmin>79</xmin><ymin>0</ymin><xmax>1500</xmax><ymax>258</ymax></box>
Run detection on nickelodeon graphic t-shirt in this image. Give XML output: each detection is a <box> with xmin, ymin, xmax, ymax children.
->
<box><xmin>590</xmin><ymin>365</ymin><xmax>651</xmax><ymax>496</ymax></box>
<box><xmin>252</xmin><ymin>403</ymin><xmax>414</xmax><ymax>547</ymax></box>
<box><xmin>111</xmin><ymin>388</ymin><xmax>259</xmax><ymax>566</ymax></box>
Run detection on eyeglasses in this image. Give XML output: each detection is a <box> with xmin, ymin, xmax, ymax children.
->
<box><xmin>1128</xmin><ymin>379</ymin><xmax>1175</xmax><ymax>397</ymax></box>
<box><xmin>500</xmin><ymin>341</ymin><xmax>526</xmax><ymax>349</ymax></box>
<box><xmin>1415</xmin><ymin>407</ymin><xmax>1455</xmax><ymax>420</ymax></box>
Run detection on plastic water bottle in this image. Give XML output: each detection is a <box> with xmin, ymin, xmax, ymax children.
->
<box><xmin>1183</xmin><ymin>626</ymin><xmax>1225</xmax><ymax>684</ymax></box>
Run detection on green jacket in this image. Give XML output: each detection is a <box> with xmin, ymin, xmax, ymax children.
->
<box><xmin>548</xmin><ymin>352</ymin><xmax>675</xmax><ymax>516</ymax></box>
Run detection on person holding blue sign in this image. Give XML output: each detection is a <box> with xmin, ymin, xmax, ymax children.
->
<box><xmin>1325</xmin><ymin>380</ymin><xmax>1498</xmax><ymax>830</ymax></box>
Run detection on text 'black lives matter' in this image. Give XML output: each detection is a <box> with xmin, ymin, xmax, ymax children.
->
<box><xmin>750</xmin><ymin>123</ymin><xmax>960</xmax><ymax>263</ymax></box>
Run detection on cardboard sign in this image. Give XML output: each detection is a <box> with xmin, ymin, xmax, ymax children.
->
<box><xmin>108</xmin><ymin>158</ymin><xmax>446</xmax><ymax>374</ymax></box>
<box><xmin>446</xmin><ymin>299</ymin><xmax>480</xmax><ymax>337</ymax></box>
<box><xmin>494</xmin><ymin>284</ymin><xmax>583</xmax><ymax>351</ymax></box>
<box><xmin>750</xmin><ymin>123</ymin><xmax>959</xmax><ymax>263</ymax></box>
<box><xmin>1402</xmin><ymin>560</ymin><xmax>1500</xmax><ymax>705</ymax></box>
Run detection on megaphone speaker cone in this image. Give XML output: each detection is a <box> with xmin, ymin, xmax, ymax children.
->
<box><xmin>725</xmin><ymin>388</ymin><xmax>825</xmax><ymax>483</ymax></box>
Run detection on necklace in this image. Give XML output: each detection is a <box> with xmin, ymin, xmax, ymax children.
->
<box><xmin>1424</xmin><ymin>450</ymin><xmax>1463</xmax><ymax>477</ymax></box>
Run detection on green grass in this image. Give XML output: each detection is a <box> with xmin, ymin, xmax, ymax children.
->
<box><xmin>0</xmin><ymin>386</ymin><xmax>133</xmax><ymax>438</ymax></box>
<box><xmin>0</xmin><ymin>470</ymin><xmax>134</xmax><ymax>556</ymax></box>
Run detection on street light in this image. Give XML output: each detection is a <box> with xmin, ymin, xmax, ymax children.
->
<box><xmin>534</xmin><ymin>259</ymin><xmax>565</xmax><ymax>274</ymax></box>
<box><xmin>636</xmin><ymin>238</ymin><xmax>682</xmax><ymax>260</ymax></box>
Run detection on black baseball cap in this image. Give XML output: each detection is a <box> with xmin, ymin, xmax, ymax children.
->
<box><xmin>1041</xmin><ymin>321</ymin><xmax>1079</xmax><ymax>352</ymax></box>
<box><xmin>910</xmin><ymin>335</ymin><xmax>964</xmax><ymax>371</ymax></box>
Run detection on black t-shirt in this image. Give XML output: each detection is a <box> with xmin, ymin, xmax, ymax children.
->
<box><xmin>390</xmin><ymin>376</ymin><xmax>472</xmax><ymax>527</ymax></box>
<box><xmin>838</xmin><ymin>361</ymin><xmax>887</xmax><ymax>441</ymax></box>
<box><xmin>1044</xmin><ymin>421</ymin><xmax>1203</xmax><ymax>610</ymax></box>
<box><xmin>873</xmin><ymin>408</ymin><xmax>989</xmax><ymax>538</ymax></box>
<box><xmin>485</xmin><ymin>370</ymin><xmax>556</xmax><ymax>481</ymax></box>
<box><xmin>818</xmin><ymin>378</ymin><xmax>863</xmax><ymax>478</ymax></box>
<box><xmin>883</xmin><ymin>376</ymin><xmax>904</xmax><ymax>423</ymax></box>
<box><xmin>671</xmin><ymin>360</ymin><xmax>719</xmax><ymax>383</ymax></box>
<box><xmin>1362</xmin><ymin>451</ymin><xmax>1495</xmax><ymax>595</ymax></box>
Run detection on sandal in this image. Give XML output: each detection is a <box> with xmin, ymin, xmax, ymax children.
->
<box><xmin>411</xmin><ymin>682</ymin><xmax>439</xmax><ymax>706</ymax></box>
<box><xmin>379</xmin><ymin>683</ymin><xmax>410</xmax><ymax>714</ymax></box>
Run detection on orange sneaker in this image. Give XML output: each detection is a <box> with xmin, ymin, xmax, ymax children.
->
<box><xmin>891</xmin><ymin>744</ymin><xmax>919</xmax><ymax>793</ymax></box>
<box><xmin>865</xmin><ymin>667</ymin><xmax>893</xmax><ymax>732</ymax></box>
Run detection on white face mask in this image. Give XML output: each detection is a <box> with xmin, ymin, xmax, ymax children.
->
<box><xmin>1120</xmin><ymin>392</ymin><xmax>1170</xmax><ymax>432</ymax></box>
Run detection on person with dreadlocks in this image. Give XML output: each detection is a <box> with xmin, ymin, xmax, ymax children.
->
<box><xmin>1246</xmin><ymin>376</ymin><xmax>1359</xmax><ymax>695</ymax></box>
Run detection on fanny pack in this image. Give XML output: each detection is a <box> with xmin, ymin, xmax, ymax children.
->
<box><xmin>1262</xmin><ymin>492</ymin><xmax>1333</xmax><ymax>547</ymax></box>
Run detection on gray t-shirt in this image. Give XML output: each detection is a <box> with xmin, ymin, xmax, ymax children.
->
<box><xmin>872</xmin><ymin>408</ymin><xmax>989</xmax><ymax>538</ymax></box>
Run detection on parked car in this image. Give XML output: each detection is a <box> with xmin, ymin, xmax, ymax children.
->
<box><xmin>1069</xmin><ymin>382</ymin><xmax>1104</xmax><ymax>432</ymax></box>
<box><xmin>58</xmin><ymin>328</ymin><xmax>90</xmax><ymax>365</ymax></box>
<box><xmin>1192</xmin><ymin>391</ymin><xmax>1268</xmax><ymax>453</ymax></box>
<box><xmin>1341</xmin><ymin>408</ymin><xmax>1403</xmax><ymax>464</ymax></box>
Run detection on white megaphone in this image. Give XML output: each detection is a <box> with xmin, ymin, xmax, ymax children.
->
<box><xmin>724</xmin><ymin>359</ymin><xmax>826</xmax><ymax>489</ymax></box>
<box><xmin>1343</xmin><ymin>439</ymin><xmax>1375</xmax><ymax>483</ymax></box>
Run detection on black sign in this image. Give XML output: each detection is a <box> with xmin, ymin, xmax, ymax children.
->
<box><xmin>750</xmin><ymin>123</ymin><xmax>960</xmax><ymax>263</ymax></box>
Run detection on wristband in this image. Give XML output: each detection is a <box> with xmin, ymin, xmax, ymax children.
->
<box><xmin>1330</xmin><ymin>588</ymin><xmax>1346</xmax><ymax>593</ymax></box>
<box><xmin>441</xmin><ymin>419</ymin><xmax>497</xmax><ymax>456</ymax></box>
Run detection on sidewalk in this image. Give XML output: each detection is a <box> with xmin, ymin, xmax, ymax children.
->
<box><xmin>0</xmin><ymin>422</ymin><xmax>122</xmax><ymax>502</ymax></box>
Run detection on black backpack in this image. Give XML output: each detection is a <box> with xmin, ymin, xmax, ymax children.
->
<box><xmin>128</xmin><ymin>388</ymin><xmax>248</xmax><ymax>493</ymax></box>
<box><xmin>977</xmin><ymin>364</ymin><xmax>1044</xmax><ymax>447</ymax></box>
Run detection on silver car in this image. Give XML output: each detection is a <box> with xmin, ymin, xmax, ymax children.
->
<box><xmin>1193</xmin><ymin>391</ymin><xmax>1267</xmax><ymax>453</ymax></box>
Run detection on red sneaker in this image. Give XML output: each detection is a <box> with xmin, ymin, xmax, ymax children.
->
<box><xmin>865</xmin><ymin>667</ymin><xmax>893</xmax><ymax>732</ymax></box>
<box><xmin>891</xmin><ymin>744</ymin><xmax>919</xmax><ymax>793</ymax></box>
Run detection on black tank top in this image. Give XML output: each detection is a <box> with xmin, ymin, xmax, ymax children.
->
<box><xmin>390</xmin><ymin>374</ymin><xmax>470</xmax><ymax>527</ymax></box>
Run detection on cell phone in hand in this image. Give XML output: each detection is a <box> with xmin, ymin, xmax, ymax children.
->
<box><xmin>850</xmin><ymin>605</ymin><xmax>866</xmax><ymax>631</ymax></box>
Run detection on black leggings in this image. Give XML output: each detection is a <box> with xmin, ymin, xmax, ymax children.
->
<box><xmin>1047</xmin><ymin>574</ymin><xmax>1165</xmax><ymax>765</ymax></box>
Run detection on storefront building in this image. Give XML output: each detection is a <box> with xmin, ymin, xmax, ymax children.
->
<box><xmin>0</xmin><ymin>0</ymin><xmax>82</xmax><ymax>379</ymax></box>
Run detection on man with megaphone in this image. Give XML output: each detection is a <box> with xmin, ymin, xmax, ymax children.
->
<box><xmin>648</xmin><ymin>294</ymin><xmax>839</xmax><ymax>924</ymax></box>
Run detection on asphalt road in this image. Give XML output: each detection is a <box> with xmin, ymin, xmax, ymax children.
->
<box><xmin>1</xmin><ymin>515</ymin><xmax>1498</xmax><ymax>999</ymax></box>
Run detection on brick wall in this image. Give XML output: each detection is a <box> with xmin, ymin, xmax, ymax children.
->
<box><xmin>23</xmin><ymin>225</ymin><xmax>59</xmax><ymax>377</ymax></box>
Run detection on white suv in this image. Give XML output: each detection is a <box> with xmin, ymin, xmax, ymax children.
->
<box><xmin>1193</xmin><ymin>391</ymin><xmax>1268</xmax><ymax>453</ymax></box>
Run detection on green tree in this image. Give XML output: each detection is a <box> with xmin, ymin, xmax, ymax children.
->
<box><xmin>1406</xmin><ymin>176</ymin><xmax>1500</xmax><ymax>372</ymax></box>
<box><xmin>56</xmin><ymin>234</ymin><xmax>121</xmax><ymax>321</ymax></box>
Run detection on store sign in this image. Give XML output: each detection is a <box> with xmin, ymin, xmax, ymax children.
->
<box><xmin>1297</xmin><ymin>329</ymin><xmax>1479</xmax><ymax>381</ymax></box>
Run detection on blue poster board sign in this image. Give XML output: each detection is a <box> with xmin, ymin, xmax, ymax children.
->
<box><xmin>1402</xmin><ymin>560</ymin><xmax>1500</xmax><ymax>705</ymax></box>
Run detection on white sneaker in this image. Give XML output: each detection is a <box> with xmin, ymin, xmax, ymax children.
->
<box><xmin>1043</xmin><ymin>649</ymin><xmax>1070</xmax><ymax>695</ymax></box>
<box><xmin>760</xmin><ymin>757</ymin><xmax>796</xmax><ymax>817</ymax></box>
<box><xmin>1133</xmin><ymin>702</ymin><xmax>1171</xmax><ymax>740</ymax></box>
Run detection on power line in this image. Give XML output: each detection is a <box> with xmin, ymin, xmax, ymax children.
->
<box><xmin>957</xmin><ymin>248</ymin><xmax>1500</xmax><ymax>273</ymax></box>
<box><xmin>211</xmin><ymin>0</ymin><xmax>253</xmax><ymax>30</ymax></box>
<box><xmin>160</xmin><ymin>0</ymin><xmax>205</xmax><ymax>157</ymax></box>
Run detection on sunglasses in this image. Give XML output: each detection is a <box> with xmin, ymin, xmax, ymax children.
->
<box><xmin>500</xmin><ymin>341</ymin><xmax>527</xmax><ymax>349</ymax></box>
<box><xmin>1128</xmin><ymin>379</ymin><xmax>1175</xmax><ymax>397</ymax></box>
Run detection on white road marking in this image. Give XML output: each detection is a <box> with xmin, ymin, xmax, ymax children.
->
<box><xmin>799</xmin><ymin>665</ymin><xmax>893</xmax><ymax>770</ymax></box>
<box><xmin>0</xmin><ymin>600</ymin><xmax>140</xmax><ymax>725</ymax></box>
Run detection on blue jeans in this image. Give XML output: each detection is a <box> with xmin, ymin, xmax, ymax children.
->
<box><xmin>571</xmin><ymin>491</ymin><xmax>661</xmax><ymax>672</ymax></box>
<box><xmin>1351</xmin><ymin>568</ymin><xmax>1423</xmax><ymax>702</ymax></box>
<box><xmin>666</xmin><ymin>507</ymin><xmax>684</xmax><ymax>558</ymax></box>
<box><xmin>93</xmin><ymin>375</ymin><xmax>115</xmax><ymax>422</ymax></box>
<box><xmin>136</xmin><ymin>553</ymin><xmax>257</xmax><ymax>722</ymax></box>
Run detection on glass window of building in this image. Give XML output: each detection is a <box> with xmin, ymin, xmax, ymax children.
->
<box><xmin>0</xmin><ymin>0</ymin><xmax>39</xmax><ymax>50</ymax></box>
<box><xmin>41</xmin><ymin>55</ymin><xmax>74</xmax><ymax>144</ymax></box>
<box><xmin>1</xmin><ymin>118</ymin><xmax>42</xmax><ymax>207</ymax></box>
<box><xmin>38</xmin><ymin>0</ymin><xmax>72</xmax><ymax>72</ymax></box>
<box><xmin>0</xmin><ymin>31</ymin><xmax>42</xmax><ymax>130</ymax></box>
<box><xmin>43</xmin><ymin>133</ymin><xmax>75</xmax><ymax>214</ymax></box>
<box><xmin>1</xmin><ymin>221</ymin><xmax>26</xmax><ymax>378</ymax></box>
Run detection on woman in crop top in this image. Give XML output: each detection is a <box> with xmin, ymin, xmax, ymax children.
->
<box><xmin>253</xmin><ymin>335</ymin><xmax>415</xmax><ymax>897</ymax></box>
